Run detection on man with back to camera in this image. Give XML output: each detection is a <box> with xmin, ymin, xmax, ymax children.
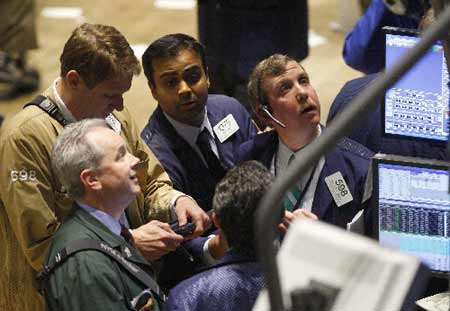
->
<box><xmin>239</xmin><ymin>54</ymin><xmax>374</xmax><ymax>231</ymax></box>
<box><xmin>0</xmin><ymin>23</ymin><xmax>209</xmax><ymax>311</ymax></box>
<box><xmin>165</xmin><ymin>161</ymin><xmax>274</xmax><ymax>311</ymax></box>
<box><xmin>43</xmin><ymin>119</ymin><xmax>166</xmax><ymax>311</ymax></box>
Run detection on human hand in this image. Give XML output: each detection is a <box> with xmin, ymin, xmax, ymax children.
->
<box><xmin>174</xmin><ymin>196</ymin><xmax>211</xmax><ymax>238</ymax></box>
<box><xmin>132</xmin><ymin>220</ymin><xmax>184</xmax><ymax>261</ymax></box>
<box><xmin>278</xmin><ymin>209</ymin><xmax>318</xmax><ymax>234</ymax></box>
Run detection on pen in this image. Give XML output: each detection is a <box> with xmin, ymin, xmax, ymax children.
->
<box><xmin>177</xmin><ymin>245</ymin><xmax>194</xmax><ymax>262</ymax></box>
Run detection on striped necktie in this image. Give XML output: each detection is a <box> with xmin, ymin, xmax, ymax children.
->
<box><xmin>283</xmin><ymin>154</ymin><xmax>302</xmax><ymax>212</ymax></box>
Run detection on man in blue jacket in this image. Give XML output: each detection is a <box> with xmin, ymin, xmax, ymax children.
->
<box><xmin>240</xmin><ymin>54</ymin><xmax>373</xmax><ymax>230</ymax></box>
<box><xmin>343</xmin><ymin>0</ymin><xmax>422</xmax><ymax>74</ymax></box>
<box><xmin>140</xmin><ymin>33</ymin><xmax>257</xmax><ymax>290</ymax></box>
<box><xmin>141</xmin><ymin>33</ymin><xmax>256</xmax><ymax>213</ymax></box>
<box><xmin>166</xmin><ymin>161</ymin><xmax>273</xmax><ymax>311</ymax></box>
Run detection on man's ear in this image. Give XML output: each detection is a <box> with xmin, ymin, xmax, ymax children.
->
<box><xmin>148</xmin><ymin>81</ymin><xmax>159</xmax><ymax>101</ymax></box>
<box><xmin>66</xmin><ymin>70</ymin><xmax>83</xmax><ymax>90</ymax></box>
<box><xmin>254</xmin><ymin>103</ymin><xmax>273</xmax><ymax>129</ymax></box>
<box><xmin>205</xmin><ymin>66</ymin><xmax>210</xmax><ymax>88</ymax></box>
<box><xmin>80</xmin><ymin>168</ymin><xmax>101</xmax><ymax>191</ymax></box>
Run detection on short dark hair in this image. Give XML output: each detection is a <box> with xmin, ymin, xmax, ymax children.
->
<box><xmin>213</xmin><ymin>161</ymin><xmax>274</xmax><ymax>257</ymax></box>
<box><xmin>141</xmin><ymin>33</ymin><xmax>207</xmax><ymax>86</ymax></box>
<box><xmin>60</xmin><ymin>23</ymin><xmax>141</xmax><ymax>89</ymax></box>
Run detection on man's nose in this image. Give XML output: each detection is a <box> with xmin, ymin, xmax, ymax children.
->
<box><xmin>178</xmin><ymin>80</ymin><xmax>192</xmax><ymax>96</ymax></box>
<box><xmin>130</xmin><ymin>154</ymin><xmax>140</xmax><ymax>168</ymax></box>
<box><xmin>295</xmin><ymin>84</ymin><xmax>308</xmax><ymax>103</ymax></box>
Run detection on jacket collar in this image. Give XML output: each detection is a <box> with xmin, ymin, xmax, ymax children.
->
<box><xmin>72</xmin><ymin>204</ymin><xmax>152</xmax><ymax>267</ymax></box>
<box><xmin>149</xmin><ymin>104</ymin><xmax>229</xmax><ymax>161</ymax></box>
<box><xmin>197</xmin><ymin>250</ymin><xmax>259</xmax><ymax>274</ymax></box>
<box><xmin>242</xmin><ymin>128</ymin><xmax>348</xmax><ymax>219</ymax></box>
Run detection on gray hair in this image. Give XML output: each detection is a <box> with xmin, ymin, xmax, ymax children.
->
<box><xmin>51</xmin><ymin>119</ymin><xmax>110</xmax><ymax>200</ymax></box>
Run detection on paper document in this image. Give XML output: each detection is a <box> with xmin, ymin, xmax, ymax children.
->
<box><xmin>253</xmin><ymin>219</ymin><xmax>423</xmax><ymax>310</ymax></box>
<box><xmin>416</xmin><ymin>292</ymin><xmax>450</xmax><ymax>311</ymax></box>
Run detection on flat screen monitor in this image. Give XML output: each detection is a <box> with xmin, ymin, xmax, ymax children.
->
<box><xmin>373</xmin><ymin>153</ymin><xmax>450</xmax><ymax>276</ymax></box>
<box><xmin>383</xmin><ymin>26</ymin><xmax>449</xmax><ymax>142</ymax></box>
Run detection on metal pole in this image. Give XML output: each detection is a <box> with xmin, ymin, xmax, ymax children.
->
<box><xmin>255</xmin><ymin>4</ymin><xmax>450</xmax><ymax>310</ymax></box>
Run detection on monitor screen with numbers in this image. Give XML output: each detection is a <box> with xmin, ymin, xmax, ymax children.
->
<box><xmin>372</xmin><ymin>154</ymin><xmax>450</xmax><ymax>276</ymax></box>
<box><xmin>383</xmin><ymin>27</ymin><xmax>449</xmax><ymax>142</ymax></box>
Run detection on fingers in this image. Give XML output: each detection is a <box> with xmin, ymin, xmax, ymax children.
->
<box><xmin>174</xmin><ymin>196</ymin><xmax>211</xmax><ymax>238</ymax></box>
<box><xmin>284</xmin><ymin>210</ymin><xmax>295</xmax><ymax>222</ymax></box>
<box><xmin>278</xmin><ymin>209</ymin><xmax>319</xmax><ymax>234</ymax></box>
<box><xmin>132</xmin><ymin>221</ymin><xmax>185</xmax><ymax>261</ymax></box>
<box><xmin>174</xmin><ymin>200</ymin><xmax>188</xmax><ymax>227</ymax></box>
<box><xmin>292</xmin><ymin>209</ymin><xmax>318</xmax><ymax>220</ymax></box>
<box><xmin>278</xmin><ymin>223</ymin><xmax>288</xmax><ymax>235</ymax></box>
<box><xmin>190</xmin><ymin>211</ymin><xmax>211</xmax><ymax>237</ymax></box>
<box><xmin>150</xmin><ymin>220</ymin><xmax>184</xmax><ymax>243</ymax></box>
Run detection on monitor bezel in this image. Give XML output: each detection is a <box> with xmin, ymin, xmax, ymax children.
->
<box><xmin>381</xmin><ymin>26</ymin><xmax>449</xmax><ymax>144</ymax></box>
<box><xmin>371</xmin><ymin>153</ymin><xmax>450</xmax><ymax>278</ymax></box>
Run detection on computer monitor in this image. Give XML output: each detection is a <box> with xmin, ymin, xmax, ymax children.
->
<box><xmin>372</xmin><ymin>153</ymin><xmax>450</xmax><ymax>276</ymax></box>
<box><xmin>383</xmin><ymin>26</ymin><xmax>449</xmax><ymax>142</ymax></box>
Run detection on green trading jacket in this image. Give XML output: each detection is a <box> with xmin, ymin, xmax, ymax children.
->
<box><xmin>45</xmin><ymin>207</ymin><xmax>162</xmax><ymax>311</ymax></box>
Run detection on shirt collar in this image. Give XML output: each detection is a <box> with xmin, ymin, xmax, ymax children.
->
<box><xmin>276</xmin><ymin>125</ymin><xmax>321</xmax><ymax>171</ymax></box>
<box><xmin>163</xmin><ymin>108</ymin><xmax>214</xmax><ymax>147</ymax></box>
<box><xmin>52</xmin><ymin>77</ymin><xmax>77</xmax><ymax>124</ymax></box>
<box><xmin>275</xmin><ymin>125</ymin><xmax>322</xmax><ymax>189</ymax></box>
<box><xmin>76</xmin><ymin>201</ymin><xmax>128</xmax><ymax>236</ymax></box>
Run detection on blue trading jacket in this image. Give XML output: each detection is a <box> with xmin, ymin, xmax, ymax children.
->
<box><xmin>141</xmin><ymin>94</ymin><xmax>256</xmax><ymax>291</ymax></box>
<box><xmin>343</xmin><ymin>0</ymin><xmax>419</xmax><ymax>74</ymax></box>
<box><xmin>165</xmin><ymin>251</ymin><xmax>263</xmax><ymax>311</ymax></box>
<box><xmin>141</xmin><ymin>94</ymin><xmax>256</xmax><ymax>212</ymax></box>
<box><xmin>237</xmin><ymin>131</ymin><xmax>374</xmax><ymax>229</ymax></box>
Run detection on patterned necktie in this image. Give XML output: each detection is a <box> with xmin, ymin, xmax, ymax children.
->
<box><xmin>196</xmin><ymin>129</ymin><xmax>226</xmax><ymax>181</ymax></box>
<box><xmin>283</xmin><ymin>154</ymin><xmax>302</xmax><ymax>212</ymax></box>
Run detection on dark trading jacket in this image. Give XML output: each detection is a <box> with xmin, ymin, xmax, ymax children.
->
<box><xmin>141</xmin><ymin>94</ymin><xmax>256</xmax><ymax>212</ymax></box>
<box><xmin>45</xmin><ymin>206</ymin><xmax>161</xmax><ymax>311</ymax></box>
<box><xmin>141</xmin><ymin>94</ymin><xmax>256</xmax><ymax>291</ymax></box>
<box><xmin>237</xmin><ymin>130</ymin><xmax>374</xmax><ymax>229</ymax></box>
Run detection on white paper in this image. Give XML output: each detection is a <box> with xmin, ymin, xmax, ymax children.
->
<box><xmin>416</xmin><ymin>292</ymin><xmax>450</xmax><ymax>311</ymax></box>
<box><xmin>253</xmin><ymin>219</ymin><xmax>421</xmax><ymax>310</ymax></box>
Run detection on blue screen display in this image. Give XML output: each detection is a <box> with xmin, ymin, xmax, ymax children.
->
<box><xmin>385</xmin><ymin>33</ymin><xmax>449</xmax><ymax>141</ymax></box>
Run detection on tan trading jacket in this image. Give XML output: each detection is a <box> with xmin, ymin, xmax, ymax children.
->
<box><xmin>0</xmin><ymin>88</ymin><xmax>181</xmax><ymax>311</ymax></box>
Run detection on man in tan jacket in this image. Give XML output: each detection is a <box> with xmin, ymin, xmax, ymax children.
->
<box><xmin>0</xmin><ymin>23</ymin><xmax>209</xmax><ymax>311</ymax></box>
